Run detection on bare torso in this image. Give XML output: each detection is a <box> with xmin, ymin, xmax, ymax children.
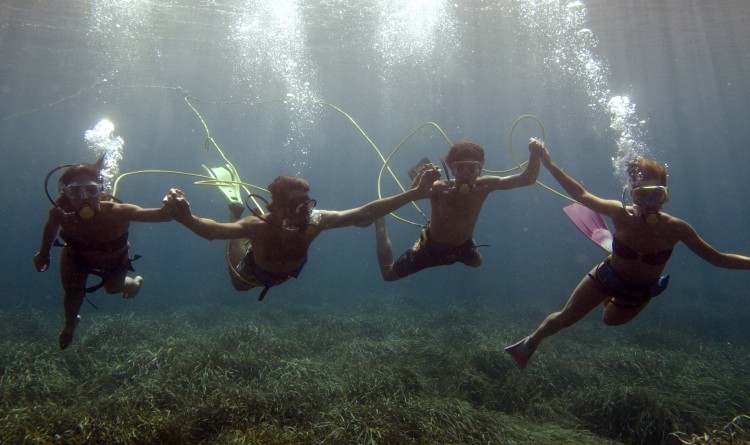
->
<box><xmin>57</xmin><ymin>201</ymin><xmax>132</xmax><ymax>266</ymax></box>
<box><xmin>241</xmin><ymin>215</ymin><xmax>318</xmax><ymax>274</ymax></box>
<box><xmin>428</xmin><ymin>179</ymin><xmax>492</xmax><ymax>245</ymax></box>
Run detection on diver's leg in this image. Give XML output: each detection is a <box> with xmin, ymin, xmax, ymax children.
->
<box><xmin>463</xmin><ymin>241</ymin><xmax>483</xmax><ymax>268</ymax></box>
<box><xmin>59</xmin><ymin>249</ymin><xmax>86</xmax><ymax>349</ymax></box>
<box><xmin>520</xmin><ymin>268</ymin><xmax>606</xmax><ymax>354</ymax></box>
<box><xmin>375</xmin><ymin>217</ymin><xmax>399</xmax><ymax>281</ymax></box>
<box><xmin>101</xmin><ymin>255</ymin><xmax>141</xmax><ymax>299</ymax></box>
<box><xmin>226</xmin><ymin>204</ymin><xmax>256</xmax><ymax>291</ymax></box>
<box><xmin>602</xmin><ymin>299</ymin><xmax>650</xmax><ymax>325</ymax></box>
<box><xmin>226</xmin><ymin>203</ymin><xmax>247</xmax><ymax>266</ymax></box>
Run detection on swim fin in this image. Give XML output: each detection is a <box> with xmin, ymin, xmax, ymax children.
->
<box><xmin>563</xmin><ymin>203</ymin><xmax>613</xmax><ymax>253</ymax></box>
<box><xmin>202</xmin><ymin>164</ymin><xmax>241</xmax><ymax>204</ymax></box>
<box><xmin>504</xmin><ymin>338</ymin><xmax>533</xmax><ymax>369</ymax></box>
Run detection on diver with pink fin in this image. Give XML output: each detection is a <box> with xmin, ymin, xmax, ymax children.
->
<box><xmin>505</xmin><ymin>143</ymin><xmax>750</xmax><ymax>369</ymax></box>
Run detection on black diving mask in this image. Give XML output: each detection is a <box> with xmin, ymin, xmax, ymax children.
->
<box><xmin>284</xmin><ymin>197</ymin><xmax>320</xmax><ymax>234</ymax></box>
<box><xmin>291</xmin><ymin>197</ymin><xmax>317</xmax><ymax>216</ymax></box>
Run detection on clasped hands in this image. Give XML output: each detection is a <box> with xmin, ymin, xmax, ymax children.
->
<box><xmin>163</xmin><ymin>188</ymin><xmax>192</xmax><ymax>223</ymax></box>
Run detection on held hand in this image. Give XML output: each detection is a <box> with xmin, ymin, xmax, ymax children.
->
<box><xmin>528</xmin><ymin>137</ymin><xmax>545</xmax><ymax>155</ymax></box>
<box><xmin>33</xmin><ymin>251</ymin><xmax>50</xmax><ymax>272</ymax></box>
<box><xmin>413</xmin><ymin>165</ymin><xmax>441</xmax><ymax>193</ymax></box>
<box><xmin>164</xmin><ymin>188</ymin><xmax>192</xmax><ymax>223</ymax></box>
<box><xmin>529</xmin><ymin>138</ymin><xmax>552</xmax><ymax>167</ymax></box>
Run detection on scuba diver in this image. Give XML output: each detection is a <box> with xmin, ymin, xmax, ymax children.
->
<box><xmin>33</xmin><ymin>155</ymin><xmax>175</xmax><ymax>349</ymax></box>
<box><xmin>163</xmin><ymin>167</ymin><xmax>441</xmax><ymax>301</ymax></box>
<box><xmin>505</xmin><ymin>145</ymin><xmax>750</xmax><ymax>369</ymax></box>
<box><xmin>374</xmin><ymin>138</ymin><xmax>544</xmax><ymax>281</ymax></box>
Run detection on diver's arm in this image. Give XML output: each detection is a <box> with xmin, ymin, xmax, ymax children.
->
<box><xmin>484</xmin><ymin>138</ymin><xmax>542</xmax><ymax>191</ymax></box>
<box><xmin>119</xmin><ymin>199</ymin><xmax>175</xmax><ymax>223</ymax></box>
<box><xmin>164</xmin><ymin>189</ymin><xmax>249</xmax><ymax>240</ymax></box>
<box><xmin>319</xmin><ymin>166</ymin><xmax>440</xmax><ymax>230</ymax></box>
<box><xmin>678</xmin><ymin>219</ymin><xmax>750</xmax><ymax>269</ymax></box>
<box><xmin>541</xmin><ymin>148</ymin><xmax>622</xmax><ymax>217</ymax></box>
<box><xmin>34</xmin><ymin>208</ymin><xmax>60</xmax><ymax>272</ymax></box>
<box><xmin>178</xmin><ymin>214</ymin><xmax>249</xmax><ymax>241</ymax></box>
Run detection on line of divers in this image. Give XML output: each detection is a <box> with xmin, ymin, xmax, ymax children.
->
<box><xmin>35</xmin><ymin>139</ymin><xmax>750</xmax><ymax>368</ymax></box>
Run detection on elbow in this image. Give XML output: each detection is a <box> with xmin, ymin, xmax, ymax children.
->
<box><xmin>709</xmin><ymin>255</ymin><xmax>731</xmax><ymax>269</ymax></box>
<box><xmin>519</xmin><ymin>173</ymin><xmax>537</xmax><ymax>186</ymax></box>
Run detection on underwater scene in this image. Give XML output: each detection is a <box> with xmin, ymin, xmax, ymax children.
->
<box><xmin>1</xmin><ymin>0</ymin><xmax>749</xmax><ymax>444</ymax></box>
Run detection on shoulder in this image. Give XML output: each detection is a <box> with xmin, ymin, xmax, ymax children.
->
<box><xmin>104</xmin><ymin>201</ymin><xmax>140</xmax><ymax>216</ymax></box>
<box><xmin>475</xmin><ymin>174</ymin><xmax>518</xmax><ymax>191</ymax></box>
<box><xmin>105</xmin><ymin>201</ymin><xmax>132</xmax><ymax>210</ymax></box>
<box><xmin>236</xmin><ymin>214</ymin><xmax>264</xmax><ymax>228</ymax></box>
<box><xmin>589</xmin><ymin>198</ymin><xmax>632</xmax><ymax>221</ymax></box>
<box><xmin>476</xmin><ymin>175</ymin><xmax>504</xmax><ymax>186</ymax></box>
<box><xmin>46</xmin><ymin>204</ymin><xmax>63</xmax><ymax>220</ymax></box>
<box><xmin>660</xmin><ymin>212</ymin><xmax>694</xmax><ymax>235</ymax></box>
<box><xmin>430</xmin><ymin>179</ymin><xmax>451</xmax><ymax>194</ymax></box>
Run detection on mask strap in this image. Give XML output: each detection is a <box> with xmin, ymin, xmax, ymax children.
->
<box><xmin>246</xmin><ymin>194</ymin><xmax>270</xmax><ymax>219</ymax></box>
<box><xmin>246</xmin><ymin>194</ymin><xmax>290</xmax><ymax>232</ymax></box>
<box><xmin>44</xmin><ymin>164</ymin><xmax>74</xmax><ymax>207</ymax></box>
<box><xmin>440</xmin><ymin>157</ymin><xmax>452</xmax><ymax>188</ymax></box>
<box><xmin>621</xmin><ymin>186</ymin><xmax>635</xmax><ymax>217</ymax></box>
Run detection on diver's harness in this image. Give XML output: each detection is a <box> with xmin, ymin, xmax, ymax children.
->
<box><xmin>54</xmin><ymin>231</ymin><xmax>141</xmax><ymax>297</ymax></box>
<box><xmin>234</xmin><ymin>247</ymin><xmax>307</xmax><ymax>302</ymax></box>
<box><xmin>44</xmin><ymin>163</ymin><xmax>142</xmax><ymax>300</ymax></box>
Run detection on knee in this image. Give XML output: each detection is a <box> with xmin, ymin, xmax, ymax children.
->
<box><xmin>103</xmin><ymin>281</ymin><xmax>124</xmax><ymax>294</ymax></box>
<box><xmin>602</xmin><ymin>302</ymin><xmax>640</xmax><ymax>326</ymax></box>
<box><xmin>602</xmin><ymin>313</ymin><xmax>633</xmax><ymax>326</ymax></box>
<box><xmin>382</xmin><ymin>269</ymin><xmax>400</xmax><ymax>282</ymax></box>
<box><xmin>63</xmin><ymin>291</ymin><xmax>85</xmax><ymax>306</ymax></box>
<box><xmin>379</xmin><ymin>263</ymin><xmax>401</xmax><ymax>282</ymax></box>
<box><xmin>465</xmin><ymin>251</ymin><xmax>482</xmax><ymax>268</ymax></box>
<box><xmin>230</xmin><ymin>276</ymin><xmax>253</xmax><ymax>291</ymax></box>
<box><xmin>231</xmin><ymin>282</ymin><xmax>250</xmax><ymax>291</ymax></box>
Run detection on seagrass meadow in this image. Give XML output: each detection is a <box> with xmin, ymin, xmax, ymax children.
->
<box><xmin>2</xmin><ymin>294</ymin><xmax>748</xmax><ymax>445</ymax></box>
<box><xmin>5</xmin><ymin>1</ymin><xmax>750</xmax><ymax>443</ymax></box>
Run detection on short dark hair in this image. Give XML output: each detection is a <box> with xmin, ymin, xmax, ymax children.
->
<box><xmin>267</xmin><ymin>175</ymin><xmax>310</xmax><ymax>212</ymax></box>
<box><xmin>58</xmin><ymin>155</ymin><xmax>104</xmax><ymax>186</ymax></box>
<box><xmin>445</xmin><ymin>141</ymin><xmax>484</xmax><ymax>164</ymax></box>
<box><xmin>627</xmin><ymin>157</ymin><xmax>667</xmax><ymax>187</ymax></box>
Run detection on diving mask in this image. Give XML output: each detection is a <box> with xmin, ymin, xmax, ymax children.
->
<box><xmin>449</xmin><ymin>160</ymin><xmax>482</xmax><ymax>194</ymax></box>
<box><xmin>282</xmin><ymin>196</ymin><xmax>320</xmax><ymax>234</ymax></box>
<box><xmin>291</xmin><ymin>197</ymin><xmax>317</xmax><ymax>216</ymax></box>
<box><xmin>449</xmin><ymin>160</ymin><xmax>482</xmax><ymax>178</ymax></box>
<box><xmin>61</xmin><ymin>181</ymin><xmax>102</xmax><ymax>200</ymax></box>
<box><xmin>60</xmin><ymin>181</ymin><xmax>102</xmax><ymax>220</ymax></box>
<box><xmin>631</xmin><ymin>185</ymin><xmax>669</xmax><ymax>207</ymax></box>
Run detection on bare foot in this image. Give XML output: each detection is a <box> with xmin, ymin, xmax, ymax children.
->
<box><xmin>122</xmin><ymin>276</ymin><xmax>143</xmax><ymax>299</ymax></box>
<box><xmin>229</xmin><ymin>202</ymin><xmax>245</xmax><ymax>222</ymax></box>
<box><xmin>58</xmin><ymin>315</ymin><xmax>81</xmax><ymax>350</ymax></box>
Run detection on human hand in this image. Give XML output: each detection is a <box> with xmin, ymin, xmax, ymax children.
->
<box><xmin>33</xmin><ymin>251</ymin><xmax>50</xmax><ymax>272</ymax></box>
<box><xmin>528</xmin><ymin>138</ymin><xmax>545</xmax><ymax>155</ymax></box>
<box><xmin>529</xmin><ymin>138</ymin><xmax>552</xmax><ymax>167</ymax></box>
<box><xmin>164</xmin><ymin>188</ymin><xmax>192</xmax><ymax>223</ymax></box>
<box><xmin>413</xmin><ymin>164</ymin><xmax>441</xmax><ymax>193</ymax></box>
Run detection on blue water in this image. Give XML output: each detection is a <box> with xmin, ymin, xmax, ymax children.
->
<box><xmin>1</xmin><ymin>0</ymin><xmax>749</xmax><ymax>341</ymax></box>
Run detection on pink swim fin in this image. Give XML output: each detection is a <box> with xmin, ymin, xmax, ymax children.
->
<box><xmin>563</xmin><ymin>203</ymin><xmax>613</xmax><ymax>253</ymax></box>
